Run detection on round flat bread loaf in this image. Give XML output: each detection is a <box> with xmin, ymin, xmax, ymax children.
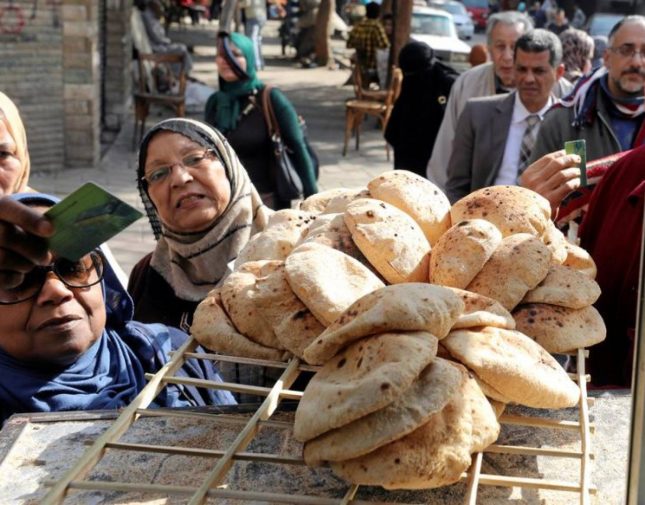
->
<box><xmin>344</xmin><ymin>198</ymin><xmax>430</xmax><ymax>284</ymax></box>
<box><xmin>450</xmin><ymin>186</ymin><xmax>551</xmax><ymax>238</ymax></box>
<box><xmin>471</xmin><ymin>372</ymin><xmax>511</xmax><ymax>403</ymax></box>
<box><xmin>220</xmin><ymin>261</ymin><xmax>286</xmax><ymax>349</ymax></box>
<box><xmin>522</xmin><ymin>264</ymin><xmax>601</xmax><ymax>309</ymax></box>
<box><xmin>447</xmin><ymin>287</ymin><xmax>515</xmax><ymax>330</ymax></box>
<box><xmin>462</xmin><ymin>370</ymin><xmax>501</xmax><ymax>452</ymax></box>
<box><xmin>285</xmin><ymin>242</ymin><xmax>385</xmax><ymax>326</ymax></box>
<box><xmin>300</xmin><ymin>187</ymin><xmax>370</xmax><ymax>214</ymax></box>
<box><xmin>563</xmin><ymin>241</ymin><xmax>597</xmax><ymax>279</ymax></box>
<box><xmin>367</xmin><ymin>170</ymin><xmax>451</xmax><ymax>245</ymax></box>
<box><xmin>442</xmin><ymin>327</ymin><xmax>580</xmax><ymax>409</ymax></box>
<box><xmin>466</xmin><ymin>233</ymin><xmax>552</xmax><ymax>311</ymax></box>
<box><xmin>513</xmin><ymin>303</ymin><xmax>606</xmax><ymax>353</ymax></box>
<box><xmin>303</xmin><ymin>357</ymin><xmax>464</xmax><ymax>465</ymax></box>
<box><xmin>297</xmin><ymin>213</ymin><xmax>376</xmax><ymax>272</ymax></box>
<box><xmin>541</xmin><ymin>220</ymin><xmax>568</xmax><ymax>264</ymax></box>
<box><xmin>267</xmin><ymin>208</ymin><xmax>317</xmax><ymax>228</ymax></box>
<box><xmin>429</xmin><ymin>219</ymin><xmax>503</xmax><ymax>289</ymax></box>
<box><xmin>234</xmin><ymin>226</ymin><xmax>306</xmax><ymax>268</ymax></box>
<box><xmin>293</xmin><ymin>331</ymin><xmax>438</xmax><ymax>442</ymax></box>
<box><xmin>191</xmin><ymin>289</ymin><xmax>288</xmax><ymax>361</ymax></box>
<box><xmin>330</xmin><ymin>382</ymin><xmax>474</xmax><ymax>490</ymax></box>
<box><xmin>303</xmin><ymin>283</ymin><xmax>464</xmax><ymax>365</ymax></box>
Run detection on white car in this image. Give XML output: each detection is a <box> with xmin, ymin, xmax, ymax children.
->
<box><xmin>427</xmin><ymin>0</ymin><xmax>475</xmax><ymax>40</ymax></box>
<box><xmin>410</xmin><ymin>6</ymin><xmax>472</xmax><ymax>72</ymax></box>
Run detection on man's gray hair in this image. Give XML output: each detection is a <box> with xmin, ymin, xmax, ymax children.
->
<box><xmin>514</xmin><ymin>29</ymin><xmax>563</xmax><ymax>67</ymax></box>
<box><xmin>486</xmin><ymin>11</ymin><xmax>533</xmax><ymax>46</ymax></box>
<box><xmin>608</xmin><ymin>15</ymin><xmax>645</xmax><ymax>45</ymax></box>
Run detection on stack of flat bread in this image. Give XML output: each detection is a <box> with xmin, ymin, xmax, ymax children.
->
<box><xmin>294</xmin><ymin>283</ymin><xmax>502</xmax><ymax>489</ymax></box>
<box><xmin>188</xmin><ymin>174</ymin><xmax>605</xmax><ymax>490</ymax></box>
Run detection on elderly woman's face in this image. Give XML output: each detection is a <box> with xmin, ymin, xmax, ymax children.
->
<box><xmin>144</xmin><ymin>131</ymin><xmax>232</xmax><ymax>233</ymax></box>
<box><xmin>0</xmin><ymin>118</ymin><xmax>24</xmax><ymax>196</ymax></box>
<box><xmin>0</xmin><ymin>244</ymin><xmax>106</xmax><ymax>367</ymax></box>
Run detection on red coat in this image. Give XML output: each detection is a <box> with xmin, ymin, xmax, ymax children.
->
<box><xmin>579</xmin><ymin>145</ymin><xmax>645</xmax><ymax>387</ymax></box>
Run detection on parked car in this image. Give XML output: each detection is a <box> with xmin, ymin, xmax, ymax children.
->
<box><xmin>460</xmin><ymin>0</ymin><xmax>489</xmax><ymax>30</ymax></box>
<box><xmin>585</xmin><ymin>13</ymin><xmax>625</xmax><ymax>37</ymax></box>
<box><xmin>428</xmin><ymin>0</ymin><xmax>475</xmax><ymax>39</ymax></box>
<box><xmin>410</xmin><ymin>6</ymin><xmax>472</xmax><ymax>72</ymax></box>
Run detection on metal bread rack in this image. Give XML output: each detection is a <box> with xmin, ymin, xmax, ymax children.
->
<box><xmin>41</xmin><ymin>338</ymin><xmax>595</xmax><ymax>505</ymax></box>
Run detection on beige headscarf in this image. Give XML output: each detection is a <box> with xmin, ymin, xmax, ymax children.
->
<box><xmin>0</xmin><ymin>92</ymin><xmax>30</xmax><ymax>193</ymax></box>
<box><xmin>137</xmin><ymin>118</ymin><xmax>272</xmax><ymax>302</ymax></box>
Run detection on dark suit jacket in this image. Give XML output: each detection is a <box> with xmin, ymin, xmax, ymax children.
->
<box><xmin>445</xmin><ymin>92</ymin><xmax>515</xmax><ymax>203</ymax></box>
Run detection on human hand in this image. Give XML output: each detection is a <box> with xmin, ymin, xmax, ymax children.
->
<box><xmin>520</xmin><ymin>149</ymin><xmax>581</xmax><ymax>215</ymax></box>
<box><xmin>0</xmin><ymin>197</ymin><xmax>54</xmax><ymax>289</ymax></box>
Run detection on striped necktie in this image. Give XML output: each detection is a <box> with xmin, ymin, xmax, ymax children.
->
<box><xmin>517</xmin><ymin>114</ymin><xmax>541</xmax><ymax>177</ymax></box>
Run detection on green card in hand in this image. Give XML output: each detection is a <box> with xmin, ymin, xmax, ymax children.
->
<box><xmin>45</xmin><ymin>182</ymin><xmax>143</xmax><ymax>261</ymax></box>
<box><xmin>564</xmin><ymin>139</ymin><xmax>587</xmax><ymax>187</ymax></box>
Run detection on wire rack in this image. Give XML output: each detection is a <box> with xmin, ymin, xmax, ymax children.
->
<box><xmin>40</xmin><ymin>337</ymin><xmax>595</xmax><ymax>505</ymax></box>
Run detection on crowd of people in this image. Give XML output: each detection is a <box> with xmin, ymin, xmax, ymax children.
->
<box><xmin>0</xmin><ymin>6</ymin><xmax>643</xmax><ymax>426</ymax></box>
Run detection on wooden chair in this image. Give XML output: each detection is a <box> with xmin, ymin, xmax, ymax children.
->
<box><xmin>351</xmin><ymin>62</ymin><xmax>388</xmax><ymax>103</ymax></box>
<box><xmin>343</xmin><ymin>67</ymin><xmax>402</xmax><ymax>159</ymax></box>
<box><xmin>133</xmin><ymin>52</ymin><xmax>187</xmax><ymax>147</ymax></box>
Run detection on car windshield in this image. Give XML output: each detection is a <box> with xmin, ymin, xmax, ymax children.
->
<box><xmin>461</xmin><ymin>0</ymin><xmax>488</xmax><ymax>8</ymax></box>
<box><xmin>431</xmin><ymin>2</ymin><xmax>467</xmax><ymax>16</ymax></box>
<box><xmin>588</xmin><ymin>15</ymin><xmax>625</xmax><ymax>36</ymax></box>
<box><xmin>411</xmin><ymin>12</ymin><xmax>455</xmax><ymax>37</ymax></box>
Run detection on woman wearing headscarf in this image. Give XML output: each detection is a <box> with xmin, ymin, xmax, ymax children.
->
<box><xmin>0</xmin><ymin>92</ymin><xmax>32</xmax><ymax>195</ymax></box>
<box><xmin>559</xmin><ymin>28</ymin><xmax>594</xmax><ymax>84</ymax></box>
<box><xmin>204</xmin><ymin>32</ymin><xmax>317</xmax><ymax>210</ymax></box>
<box><xmin>0</xmin><ymin>192</ymin><xmax>234</xmax><ymax>425</ymax></box>
<box><xmin>128</xmin><ymin>118</ymin><xmax>273</xmax><ymax>330</ymax></box>
<box><xmin>384</xmin><ymin>41</ymin><xmax>458</xmax><ymax>177</ymax></box>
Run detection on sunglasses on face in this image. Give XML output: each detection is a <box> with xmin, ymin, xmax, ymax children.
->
<box><xmin>141</xmin><ymin>149</ymin><xmax>216</xmax><ymax>187</ymax></box>
<box><xmin>0</xmin><ymin>251</ymin><xmax>105</xmax><ymax>305</ymax></box>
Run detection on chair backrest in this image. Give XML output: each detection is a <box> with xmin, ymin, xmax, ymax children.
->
<box><xmin>136</xmin><ymin>52</ymin><xmax>187</xmax><ymax>98</ymax></box>
<box><xmin>385</xmin><ymin>67</ymin><xmax>403</xmax><ymax>108</ymax></box>
<box><xmin>351</xmin><ymin>63</ymin><xmax>365</xmax><ymax>100</ymax></box>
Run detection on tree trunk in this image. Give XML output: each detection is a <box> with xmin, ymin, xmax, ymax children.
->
<box><xmin>314</xmin><ymin>0</ymin><xmax>335</xmax><ymax>66</ymax></box>
<box><xmin>391</xmin><ymin>0</ymin><xmax>413</xmax><ymax>68</ymax></box>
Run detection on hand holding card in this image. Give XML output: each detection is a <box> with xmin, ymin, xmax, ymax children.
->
<box><xmin>564</xmin><ymin>139</ymin><xmax>587</xmax><ymax>187</ymax></box>
<box><xmin>45</xmin><ymin>182</ymin><xmax>143</xmax><ymax>261</ymax></box>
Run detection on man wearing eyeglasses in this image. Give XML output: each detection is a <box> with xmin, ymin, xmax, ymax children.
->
<box><xmin>529</xmin><ymin>15</ymin><xmax>645</xmax><ymax>163</ymax></box>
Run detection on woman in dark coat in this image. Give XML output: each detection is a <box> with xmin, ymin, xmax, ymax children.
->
<box><xmin>384</xmin><ymin>41</ymin><xmax>458</xmax><ymax>177</ymax></box>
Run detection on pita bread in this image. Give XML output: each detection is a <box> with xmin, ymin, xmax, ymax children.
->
<box><xmin>344</xmin><ymin>198</ymin><xmax>430</xmax><ymax>284</ymax></box>
<box><xmin>471</xmin><ymin>372</ymin><xmax>512</xmax><ymax>403</ymax></box>
<box><xmin>297</xmin><ymin>213</ymin><xmax>376</xmax><ymax>271</ymax></box>
<box><xmin>541</xmin><ymin>220</ymin><xmax>568</xmax><ymax>264</ymax></box>
<box><xmin>450</xmin><ymin>186</ymin><xmax>551</xmax><ymax>238</ymax></box>
<box><xmin>466</xmin><ymin>233</ymin><xmax>552</xmax><ymax>310</ymax></box>
<box><xmin>447</xmin><ymin>287</ymin><xmax>515</xmax><ymax>330</ymax></box>
<box><xmin>303</xmin><ymin>357</ymin><xmax>464</xmax><ymax>464</ymax></box>
<box><xmin>443</xmin><ymin>327</ymin><xmax>580</xmax><ymax>409</ymax></box>
<box><xmin>303</xmin><ymin>283</ymin><xmax>464</xmax><ymax>365</ymax></box>
<box><xmin>267</xmin><ymin>208</ymin><xmax>317</xmax><ymax>229</ymax></box>
<box><xmin>293</xmin><ymin>331</ymin><xmax>438</xmax><ymax>442</ymax></box>
<box><xmin>330</xmin><ymin>382</ymin><xmax>474</xmax><ymax>489</ymax></box>
<box><xmin>300</xmin><ymin>187</ymin><xmax>370</xmax><ymax>214</ymax></box>
<box><xmin>462</xmin><ymin>370</ymin><xmax>501</xmax><ymax>452</ymax></box>
<box><xmin>191</xmin><ymin>288</ymin><xmax>288</xmax><ymax>361</ymax></box>
<box><xmin>522</xmin><ymin>264</ymin><xmax>601</xmax><ymax>309</ymax></box>
<box><xmin>563</xmin><ymin>241</ymin><xmax>597</xmax><ymax>279</ymax></box>
<box><xmin>367</xmin><ymin>170</ymin><xmax>451</xmax><ymax>245</ymax></box>
<box><xmin>429</xmin><ymin>219</ymin><xmax>503</xmax><ymax>289</ymax></box>
<box><xmin>234</xmin><ymin>226</ymin><xmax>305</xmax><ymax>268</ymax></box>
<box><xmin>285</xmin><ymin>242</ymin><xmax>385</xmax><ymax>326</ymax></box>
<box><xmin>513</xmin><ymin>303</ymin><xmax>607</xmax><ymax>353</ymax></box>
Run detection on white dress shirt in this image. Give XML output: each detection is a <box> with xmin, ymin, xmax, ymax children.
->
<box><xmin>494</xmin><ymin>93</ymin><xmax>554</xmax><ymax>186</ymax></box>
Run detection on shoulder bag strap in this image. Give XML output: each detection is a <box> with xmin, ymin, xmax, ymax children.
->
<box><xmin>261</xmin><ymin>85</ymin><xmax>282</xmax><ymax>140</ymax></box>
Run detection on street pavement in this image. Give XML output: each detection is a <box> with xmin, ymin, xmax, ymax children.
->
<box><xmin>30</xmin><ymin>20</ymin><xmax>395</xmax><ymax>276</ymax></box>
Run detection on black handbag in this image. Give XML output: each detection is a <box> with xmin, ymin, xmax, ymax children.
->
<box><xmin>261</xmin><ymin>86</ymin><xmax>307</xmax><ymax>201</ymax></box>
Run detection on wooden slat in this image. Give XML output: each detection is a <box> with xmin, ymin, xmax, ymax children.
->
<box><xmin>40</xmin><ymin>337</ymin><xmax>200</xmax><ymax>505</ymax></box>
<box><xmin>485</xmin><ymin>444</ymin><xmax>586</xmax><ymax>459</ymax></box>
<box><xmin>577</xmin><ymin>348</ymin><xmax>593</xmax><ymax>505</ymax></box>
<box><xmin>187</xmin><ymin>358</ymin><xmax>302</xmax><ymax>505</ymax></box>
<box><xmin>466</xmin><ymin>474</ymin><xmax>598</xmax><ymax>494</ymax></box>
<box><xmin>136</xmin><ymin>408</ymin><xmax>295</xmax><ymax>429</ymax></box>
<box><xmin>183</xmin><ymin>351</ymin><xmax>321</xmax><ymax>373</ymax></box>
<box><xmin>463</xmin><ymin>451</ymin><xmax>483</xmax><ymax>505</ymax></box>
<box><xmin>500</xmin><ymin>414</ymin><xmax>596</xmax><ymax>434</ymax></box>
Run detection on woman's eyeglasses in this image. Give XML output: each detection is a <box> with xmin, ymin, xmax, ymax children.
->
<box><xmin>141</xmin><ymin>149</ymin><xmax>216</xmax><ymax>186</ymax></box>
<box><xmin>0</xmin><ymin>251</ymin><xmax>105</xmax><ymax>305</ymax></box>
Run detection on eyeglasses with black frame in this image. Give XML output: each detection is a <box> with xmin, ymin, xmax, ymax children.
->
<box><xmin>141</xmin><ymin>149</ymin><xmax>217</xmax><ymax>187</ymax></box>
<box><xmin>609</xmin><ymin>44</ymin><xmax>645</xmax><ymax>59</ymax></box>
<box><xmin>0</xmin><ymin>251</ymin><xmax>105</xmax><ymax>305</ymax></box>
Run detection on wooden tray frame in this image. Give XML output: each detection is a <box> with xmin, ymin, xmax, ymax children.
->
<box><xmin>41</xmin><ymin>338</ymin><xmax>595</xmax><ymax>505</ymax></box>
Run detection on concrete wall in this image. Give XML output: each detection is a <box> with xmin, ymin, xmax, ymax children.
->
<box><xmin>0</xmin><ymin>0</ymin><xmax>132</xmax><ymax>173</ymax></box>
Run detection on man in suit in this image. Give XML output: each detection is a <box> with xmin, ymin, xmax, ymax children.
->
<box><xmin>445</xmin><ymin>29</ymin><xmax>565</xmax><ymax>203</ymax></box>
